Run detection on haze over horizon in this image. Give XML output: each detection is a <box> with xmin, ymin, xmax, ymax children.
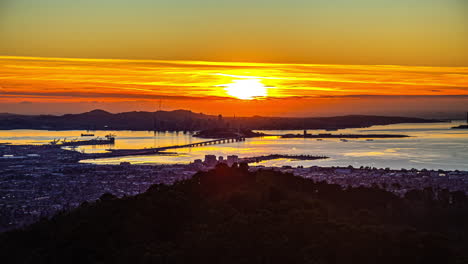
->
<box><xmin>0</xmin><ymin>107</ymin><xmax>465</xmax><ymax>121</ymax></box>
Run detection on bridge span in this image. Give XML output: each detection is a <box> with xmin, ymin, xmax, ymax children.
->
<box><xmin>161</xmin><ymin>137</ymin><xmax>246</xmax><ymax>150</ymax></box>
<box><xmin>100</xmin><ymin>137</ymin><xmax>247</xmax><ymax>158</ymax></box>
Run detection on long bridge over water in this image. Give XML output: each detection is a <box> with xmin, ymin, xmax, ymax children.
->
<box><xmin>96</xmin><ymin>137</ymin><xmax>247</xmax><ymax>158</ymax></box>
<box><xmin>155</xmin><ymin>137</ymin><xmax>246</xmax><ymax>151</ymax></box>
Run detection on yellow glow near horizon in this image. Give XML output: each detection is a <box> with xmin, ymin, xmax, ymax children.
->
<box><xmin>1</xmin><ymin>56</ymin><xmax>468</xmax><ymax>116</ymax></box>
<box><xmin>222</xmin><ymin>79</ymin><xmax>268</xmax><ymax>100</ymax></box>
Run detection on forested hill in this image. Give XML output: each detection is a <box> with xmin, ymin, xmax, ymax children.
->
<box><xmin>1</xmin><ymin>165</ymin><xmax>467</xmax><ymax>264</ymax></box>
<box><xmin>0</xmin><ymin>109</ymin><xmax>441</xmax><ymax>131</ymax></box>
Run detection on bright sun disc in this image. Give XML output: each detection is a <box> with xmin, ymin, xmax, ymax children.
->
<box><xmin>223</xmin><ymin>79</ymin><xmax>268</xmax><ymax>100</ymax></box>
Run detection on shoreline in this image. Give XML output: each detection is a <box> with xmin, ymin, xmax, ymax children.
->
<box><xmin>1</xmin><ymin>143</ymin><xmax>468</xmax><ymax>232</ymax></box>
<box><xmin>281</xmin><ymin>133</ymin><xmax>410</xmax><ymax>139</ymax></box>
<box><xmin>0</xmin><ymin>121</ymin><xmax>448</xmax><ymax>132</ymax></box>
<box><xmin>2</xmin><ymin>143</ymin><xmax>467</xmax><ymax>172</ymax></box>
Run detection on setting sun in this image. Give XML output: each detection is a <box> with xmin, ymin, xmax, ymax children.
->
<box><xmin>221</xmin><ymin>79</ymin><xmax>268</xmax><ymax>100</ymax></box>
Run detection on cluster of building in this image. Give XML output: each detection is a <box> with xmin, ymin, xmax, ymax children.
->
<box><xmin>251</xmin><ymin>165</ymin><xmax>468</xmax><ymax>197</ymax></box>
<box><xmin>0</xmin><ymin>144</ymin><xmax>201</xmax><ymax>232</ymax></box>
<box><xmin>2</xmin><ymin>144</ymin><xmax>468</xmax><ymax>232</ymax></box>
<box><xmin>0</xmin><ymin>162</ymin><xmax>198</xmax><ymax>232</ymax></box>
<box><xmin>190</xmin><ymin>154</ymin><xmax>239</xmax><ymax>170</ymax></box>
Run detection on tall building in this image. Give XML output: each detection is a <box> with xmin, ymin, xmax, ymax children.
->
<box><xmin>190</xmin><ymin>159</ymin><xmax>203</xmax><ymax>170</ymax></box>
<box><xmin>218</xmin><ymin>156</ymin><xmax>227</xmax><ymax>164</ymax></box>
<box><xmin>227</xmin><ymin>155</ymin><xmax>239</xmax><ymax>167</ymax></box>
<box><xmin>204</xmin><ymin>155</ymin><xmax>217</xmax><ymax>167</ymax></box>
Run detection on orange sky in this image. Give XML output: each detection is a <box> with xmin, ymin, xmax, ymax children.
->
<box><xmin>2</xmin><ymin>0</ymin><xmax>468</xmax><ymax>67</ymax></box>
<box><xmin>1</xmin><ymin>56</ymin><xmax>467</xmax><ymax>117</ymax></box>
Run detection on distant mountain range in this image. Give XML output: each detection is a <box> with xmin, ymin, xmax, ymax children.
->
<box><xmin>0</xmin><ymin>109</ymin><xmax>443</xmax><ymax>131</ymax></box>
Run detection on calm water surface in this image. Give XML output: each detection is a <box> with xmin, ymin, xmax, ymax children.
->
<box><xmin>1</xmin><ymin>121</ymin><xmax>467</xmax><ymax>170</ymax></box>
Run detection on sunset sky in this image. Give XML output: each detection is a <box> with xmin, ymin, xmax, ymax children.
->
<box><xmin>1</xmin><ymin>0</ymin><xmax>467</xmax><ymax>117</ymax></box>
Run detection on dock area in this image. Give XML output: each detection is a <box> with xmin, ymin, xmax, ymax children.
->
<box><xmin>50</xmin><ymin>134</ymin><xmax>116</xmax><ymax>147</ymax></box>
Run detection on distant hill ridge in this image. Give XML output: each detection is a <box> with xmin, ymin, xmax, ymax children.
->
<box><xmin>0</xmin><ymin>109</ymin><xmax>442</xmax><ymax>131</ymax></box>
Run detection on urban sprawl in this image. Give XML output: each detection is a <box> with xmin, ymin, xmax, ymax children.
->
<box><xmin>1</xmin><ymin>144</ymin><xmax>467</xmax><ymax>232</ymax></box>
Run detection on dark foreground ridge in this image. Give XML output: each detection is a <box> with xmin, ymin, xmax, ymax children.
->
<box><xmin>1</xmin><ymin>165</ymin><xmax>468</xmax><ymax>264</ymax></box>
<box><xmin>0</xmin><ymin>109</ymin><xmax>442</xmax><ymax>131</ymax></box>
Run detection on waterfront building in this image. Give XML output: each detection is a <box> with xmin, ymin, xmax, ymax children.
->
<box><xmin>189</xmin><ymin>159</ymin><xmax>204</xmax><ymax>170</ymax></box>
<box><xmin>204</xmin><ymin>155</ymin><xmax>217</xmax><ymax>167</ymax></box>
<box><xmin>227</xmin><ymin>155</ymin><xmax>239</xmax><ymax>166</ymax></box>
<box><xmin>218</xmin><ymin>156</ymin><xmax>227</xmax><ymax>164</ymax></box>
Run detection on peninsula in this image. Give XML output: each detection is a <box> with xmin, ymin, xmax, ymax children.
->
<box><xmin>281</xmin><ymin>132</ymin><xmax>410</xmax><ymax>139</ymax></box>
<box><xmin>451</xmin><ymin>112</ymin><xmax>468</xmax><ymax>129</ymax></box>
<box><xmin>452</xmin><ymin>125</ymin><xmax>468</xmax><ymax>129</ymax></box>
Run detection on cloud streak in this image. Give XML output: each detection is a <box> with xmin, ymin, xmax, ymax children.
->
<box><xmin>1</xmin><ymin>56</ymin><xmax>467</xmax><ymax>115</ymax></box>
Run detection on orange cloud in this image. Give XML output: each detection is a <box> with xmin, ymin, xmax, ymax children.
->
<box><xmin>0</xmin><ymin>56</ymin><xmax>467</xmax><ymax>116</ymax></box>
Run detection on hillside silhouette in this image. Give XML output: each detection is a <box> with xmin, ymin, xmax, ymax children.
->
<box><xmin>0</xmin><ymin>109</ymin><xmax>441</xmax><ymax>131</ymax></box>
<box><xmin>1</xmin><ymin>165</ymin><xmax>467</xmax><ymax>264</ymax></box>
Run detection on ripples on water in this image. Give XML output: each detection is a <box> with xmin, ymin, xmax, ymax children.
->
<box><xmin>1</xmin><ymin>121</ymin><xmax>467</xmax><ymax>170</ymax></box>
